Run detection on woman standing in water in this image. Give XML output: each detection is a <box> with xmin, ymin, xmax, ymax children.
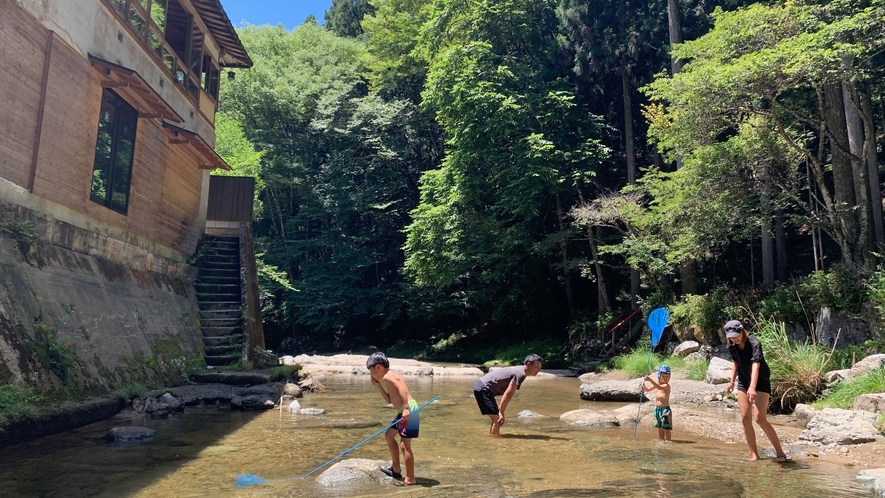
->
<box><xmin>724</xmin><ymin>320</ymin><xmax>791</xmax><ymax>462</ymax></box>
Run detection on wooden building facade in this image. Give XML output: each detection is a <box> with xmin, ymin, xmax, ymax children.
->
<box><xmin>0</xmin><ymin>0</ymin><xmax>251</xmax><ymax>263</ymax></box>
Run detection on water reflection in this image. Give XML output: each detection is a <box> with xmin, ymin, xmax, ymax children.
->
<box><xmin>0</xmin><ymin>374</ymin><xmax>871</xmax><ymax>497</ymax></box>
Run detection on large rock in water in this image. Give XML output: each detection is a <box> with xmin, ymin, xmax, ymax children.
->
<box><xmin>105</xmin><ymin>427</ymin><xmax>157</xmax><ymax>441</ymax></box>
<box><xmin>560</xmin><ymin>409</ymin><xmax>620</xmax><ymax>428</ymax></box>
<box><xmin>316</xmin><ymin>458</ymin><xmax>388</xmax><ymax>487</ymax></box>
<box><xmin>800</xmin><ymin>408</ymin><xmax>883</xmax><ymax>445</ymax></box>
<box><xmin>579</xmin><ymin>380</ymin><xmax>648</xmax><ymax>402</ymax></box>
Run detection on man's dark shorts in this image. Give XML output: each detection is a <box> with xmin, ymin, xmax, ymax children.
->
<box><xmin>474</xmin><ymin>387</ymin><xmax>499</xmax><ymax>415</ymax></box>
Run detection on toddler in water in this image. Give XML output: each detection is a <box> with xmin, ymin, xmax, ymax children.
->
<box><xmin>642</xmin><ymin>365</ymin><xmax>672</xmax><ymax>441</ymax></box>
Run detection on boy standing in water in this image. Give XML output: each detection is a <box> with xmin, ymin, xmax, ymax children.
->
<box><xmin>366</xmin><ymin>352</ymin><xmax>420</xmax><ymax>486</ymax></box>
<box><xmin>642</xmin><ymin>365</ymin><xmax>673</xmax><ymax>441</ymax></box>
<box><xmin>473</xmin><ymin>354</ymin><xmax>543</xmax><ymax>435</ymax></box>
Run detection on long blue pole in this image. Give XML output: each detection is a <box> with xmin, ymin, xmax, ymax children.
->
<box><xmin>300</xmin><ymin>395</ymin><xmax>441</xmax><ymax>480</ymax></box>
<box><xmin>631</xmin><ymin>346</ymin><xmax>654</xmax><ymax>440</ymax></box>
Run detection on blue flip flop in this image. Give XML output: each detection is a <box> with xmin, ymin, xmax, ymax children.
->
<box><xmin>380</xmin><ymin>466</ymin><xmax>403</xmax><ymax>480</ymax></box>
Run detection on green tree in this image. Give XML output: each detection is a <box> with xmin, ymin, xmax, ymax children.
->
<box><xmin>406</xmin><ymin>0</ymin><xmax>610</xmax><ymax>327</ymax></box>
<box><xmin>644</xmin><ymin>2</ymin><xmax>885</xmax><ymax>274</ymax></box>
<box><xmin>325</xmin><ymin>0</ymin><xmax>376</xmax><ymax>38</ymax></box>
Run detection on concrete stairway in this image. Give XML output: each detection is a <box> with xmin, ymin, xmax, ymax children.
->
<box><xmin>194</xmin><ymin>236</ymin><xmax>243</xmax><ymax>367</ymax></box>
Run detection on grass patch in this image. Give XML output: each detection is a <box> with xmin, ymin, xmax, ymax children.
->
<box><xmin>755</xmin><ymin>319</ymin><xmax>832</xmax><ymax>411</ymax></box>
<box><xmin>268</xmin><ymin>364</ymin><xmax>302</xmax><ymax>382</ymax></box>
<box><xmin>813</xmin><ymin>368</ymin><xmax>885</xmax><ymax>410</ymax></box>
<box><xmin>0</xmin><ymin>385</ymin><xmax>43</xmax><ymax>425</ymax></box>
<box><xmin>114</xmin><ymin>382</ymin><xmax>148</xmax><ymax>400</ymax></box>
<box><xmin>685</xmin><ymin>359</ymin><xmax>709</xmax><ymax>381</ymax></box>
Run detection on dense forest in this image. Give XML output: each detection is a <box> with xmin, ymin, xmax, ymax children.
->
<box><xmin>214</xmin><ymin>0</ymin><xmax>885</xmax><ymax>362</ymax></box>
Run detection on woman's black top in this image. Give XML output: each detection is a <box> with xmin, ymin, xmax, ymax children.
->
<box><xmin>727</xmin><ymin>335</ymin><xmax>772</xmax><ymax>394</ymax></box>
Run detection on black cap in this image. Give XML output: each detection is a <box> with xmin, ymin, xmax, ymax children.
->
<box><xmin>724</xmin><ymin>320</ymin><xmax>744</xmax><ymax>338</ymax></box>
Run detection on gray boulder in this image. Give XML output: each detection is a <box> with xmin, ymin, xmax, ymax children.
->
<box><xmin>560</xmin><ymin>409</ymin><xmax>620</xmax><ymax>428</ymax></box>
<box><xmin>105</xmin><ymin>426</ymin><xmax>157</xmax><ymax>441</ymax></box>
<box><xmin>854</xmin><ymin>394</ymin><xmax>885</xmax><ymax>414</ymax></box>
<box><xmin>816</xmin><ymin>307</ymin><xmax>871</xmax><ymax>348</ymax></box>
<box><xmin>517</xmin><ymin>410</ymin><xmax>549</xmax><ymax>419</ymax></box>
<box><xmin>230</xmin><ymin>395</ymin><xmax>276</xmax><ymax>411</ymax></box>
<box><xmin>800</xmin><ymin>408</ymin><xmax>883</xmax><ymax>445</ymax></box>
<box><xmin>793</xmin><ymin>404</ymin><xmax>816</xmax><ymax>428</ymax></box>
<box><xmin>705</xmin><ymin>357</ymin><xmax>733</xmax><ymax>384</ymax></box>
<box><xmin>316</xmin><ymin>458</ymin><xmax>388</xmax><ymax>487</ymax></box>
<box><xmin>579</xmin><ymin>380</ymin><xmax>648</xmax><ymax>402</ymax></box>
<box><xmin>857</xmin><ymin>468</ymin><xmax>885</xmax><ymax>497</ymax></box>
<box><xmin>673</xmin><ymin>341</ymin><xmax>701</xmax><ymax>357</ymax></box>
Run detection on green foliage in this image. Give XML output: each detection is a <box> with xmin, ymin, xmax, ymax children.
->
<box><xmin>608</xmin><ymin>338</ymin><xmax>662</xmax><ymax>378</ymax></box>
<box><xmin>113</xmin><ymin>382</ymin><xmax>148</xmax><ymax>400</ymax></box>
<box><xmin>799</xmin><ymin>266</ymin><xmax>864</xmax><ymax>314</ymax></box>
<box><xmin>685</xmin><ymin>359</ymin><xmax>709</xmax><ymax>381</ymax></box>
<box><xmin>667</xmin><ymin>287</ymin><xmax>735</xmax><ymax>332</ymax></box>
<box><xmin>0</xmin><ymin>219</ymin><xmax>37</xmax><ymax>244</ymax></box>
<box><xmin>813</xmin><ymin>368</ymin><xmax>885</xmax><ymax>410</ymax></box>
<box><xmin>0</xmin><ymin>385</ymin><xmax>43</xmax><ymax>425</ymax></box>
<box><xmin>32</xmin><ymin>323</ymin><xmax>81</xmax><ymax>382</ymax></box>
<box><xmin>268</xmin><ymin>364</ymin><xmax>302</xmax><ymax>382</ymax></box>
<box><xmin>421</xmin><ymin>336</ymin><xmax>571</xmax><ymax>369</ymax></box>
<box><xmin>754</xmin><ymin>319</ymin><xmax>832</xmax><ymax>410</ymax></box>
<box><xmin>866</xmin><ymin>269</ymin><xmax>885</xmax><ymax>319</ymax></box>
<box><xmin>325</xmin><ymin>0</ymin><xmax>375</xmax><ymax>38</ymax></box>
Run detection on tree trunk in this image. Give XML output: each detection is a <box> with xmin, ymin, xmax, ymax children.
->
<box><xmin>588</xmin><ymin>227</ymin><xmax>611</xmax><ymax>314</ymax></box>
<box><xmin>666</xmin><ymin>0</ymin><xmax>683</xmax><ymax>74</ymax></box>
<box><xmin>825</xmin><ymin>83</ymin><xmax>861</xmax><ymax>269</ymax></box>
<box><xmin>622</xmin><ymin>68</ymin><xmax>635</xmax><ymax>184</ymax></box>
<box><xmin>556</xmin><ymin>194</ymin><xmax>574</xmax><ymax>317</ymax></box>
<box><xmin>775</xmin><ymin>210</ymin><xmax>787</xmax><ymax>281</ymax></box>
<box><xmin>761</xmin><ymin>198</ymin><xmax>774</xmax><ymax>286</ymax></box>
<box><xmin>842</xmin><ymin>80</ymin><xmax>874</xmax><ymax>269</ymax></box>
<box><xmin>862</xmin><ymin>91</ymin><xmax>884</xmax><ymax>249</ymax></box>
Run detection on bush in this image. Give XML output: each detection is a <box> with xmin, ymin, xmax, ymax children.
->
<box><xmin>754</xmin><ymin>318</ymin><xmax>833</xmax><ymax>411</ymax></box>
<box><xmin>667</xmin><ymin>286</ymin><xmax>741</xmax><ymax>332</ymax></box>
<box><xmin>813</xmin><ymin>368</ymin><xmax>885</xmax><ymax>410</ymax></box>
<box><xmin>0</xmin><ymin>385</ymin><xmax>43</xmax><ymax>425</ymax></box>
<box><xmin>800</xmin><ymin>265</ymin><xmax>863</xmax><ymax>314</ymax></box>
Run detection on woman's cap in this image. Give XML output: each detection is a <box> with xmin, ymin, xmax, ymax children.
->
<box><xmin>724</xmin><ymin>320</ymin><xmax>744</xmax><ymax>338</ymax></box>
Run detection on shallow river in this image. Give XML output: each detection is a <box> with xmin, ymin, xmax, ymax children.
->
<box><xmin>0</xmin><ymin>374</ymin><xmax>873</xmax><ymax>497</ymax></box>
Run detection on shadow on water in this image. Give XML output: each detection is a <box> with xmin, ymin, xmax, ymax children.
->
<box><xmin>0</xmin><ymin>373</ymin><xmax>874</xmax><ymax>497</ymax></box>
<box><xmin>498</xmin><ymin>433</ymin><xmax>569</xmax><ymax>441</ymax></box>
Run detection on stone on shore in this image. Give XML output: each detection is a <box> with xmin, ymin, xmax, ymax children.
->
<box><xmin>673</xmin><ymin>341</ymin><xmax>701</xmax><ymax>357</ymax></box>
<box><xmin>705</xmin><ymin>357</ymin><xmax>733</xmax><ymax>384</ymax></box>
<box><xmin>800</xmin><ymin>408</ymin><xmax>883</xmax><ymax>445</ymax></box>
<box><xmin>317</xmin><ymin>458</ymin><xmax>388</xmax><ymax>487</ymax></box>
<box><xmin>105</xmin><ymin>426</ymin><xmax>157</xmax><ymax>441</ymax></box>
<box><xmin>854</xmin><ymin>394</ymin><xmax>885</xmax><ymax>414</ymax></box>
<box><xmin>793</xmin><ymin>404</ymin><xmax>816</xmax><ymax>428</ymax></box>
<box><xmin>579</xmin><ymin>380</ymin><xmax>649</xmax><ymax>402</ymax></box>
<box><xmin>560</xmin><ymin>409</ymin><xmax>620</xmax><ymax>428</ymax></box>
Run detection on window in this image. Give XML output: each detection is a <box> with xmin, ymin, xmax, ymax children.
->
<box><xmin>91</xmin><ymin>89</ymin><xmax>138</xmax><ymax>214</ymax></box>
<box><xmin>104</xmin><ymin>0</ymin><xmax>214</xmax><ymax>105</ymax></box>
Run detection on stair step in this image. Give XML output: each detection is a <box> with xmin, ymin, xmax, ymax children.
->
<box><xmin>198</xmin><ymin>301</ymin><xmax>241</xmax><ymax>311</ymax></box>
<box><xmin>200</xmin><ymin>309</ymin><xmax>242</xmax><ymax>320</ymax></box>
<box><xmin>205</xmin><ymin>355</ymin><xmax>241</xmax><ymax>367</ymax></box>
<box><xmin>196</xmin><ymin>276</ymin><xmax>240</xmax><ymax>285</ymax></box>
<box><xmin>205</xmin><ymin>344</ymin><xmax>242</xmax><ymax>356</ymax></box>
<box><xmin>202</xmin><ymin>326</ymin><xmax>242</xmax><ymax>337</ymax></box>
<box><xmin>195</xmin><ymin>283</ymin><xmax>240</xmax><ymax>293</ymax></box>
<box><xmin>203</xmin><ymin>335</ymin><xmax>243</xmax><ymax>347</ymax></box>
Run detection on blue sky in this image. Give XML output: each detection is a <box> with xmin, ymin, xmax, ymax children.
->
<box><xmin>220</xmin><ymin>0</ymin><xmax>333</xmax><ymax>30</ymax></box>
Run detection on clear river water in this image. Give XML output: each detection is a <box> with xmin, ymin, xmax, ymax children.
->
<box><xmin>0</xmin><ymin>374</ymin><xmax>873</xmax><ymax>497</ymax></box>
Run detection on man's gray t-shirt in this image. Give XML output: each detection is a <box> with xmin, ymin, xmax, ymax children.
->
<box><xmin>474</xmin><ymin>366</ymin><xmax>527</xmax><ymax>395</ymax></box>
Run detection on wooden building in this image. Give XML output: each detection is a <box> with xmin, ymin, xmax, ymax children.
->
<box><xmin>0</xmin><ymin>0</ymin><xmax>251</xmax><ymax>264</ymax></box>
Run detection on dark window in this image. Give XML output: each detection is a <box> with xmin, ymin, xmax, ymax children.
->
<box><xmin>91</xmin><ymin>89</ymin><xmax>138</xmax><ymax>214</ymax></box>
